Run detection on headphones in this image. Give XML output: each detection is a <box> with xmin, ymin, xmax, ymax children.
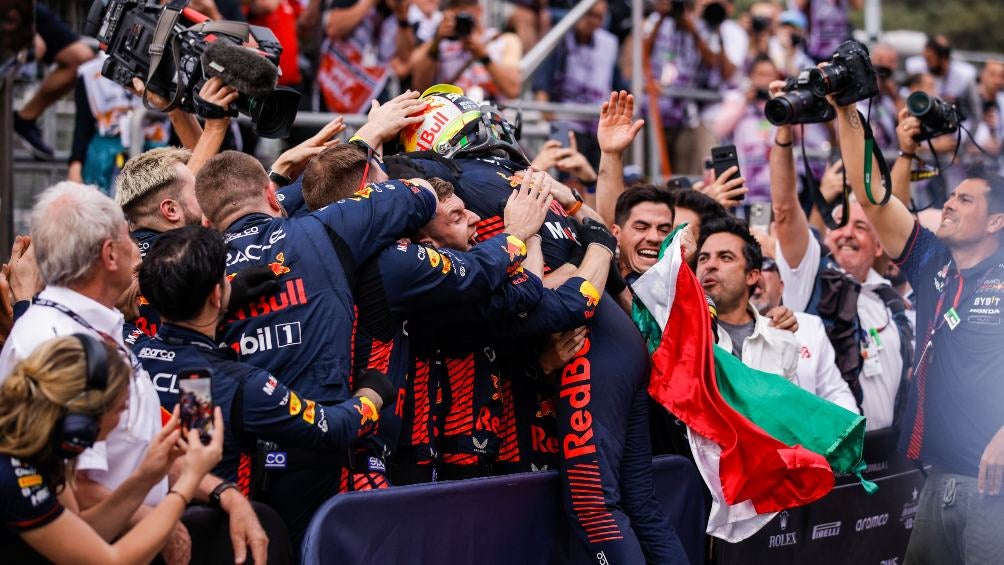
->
<box><xmin>55</xmin><ymin>333</ymin><xmax>110</xmax><ymax>458</ymax></box>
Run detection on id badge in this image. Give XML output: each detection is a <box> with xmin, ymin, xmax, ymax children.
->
<box><xmin>862</xmin><ymin>345</ymin><xmax>882</xmax><ymax>378</ymax></box>
<box><xmin>944</xmin><ymin>307</ymin><xmax>961</xmax><ymax>331</ymax></box>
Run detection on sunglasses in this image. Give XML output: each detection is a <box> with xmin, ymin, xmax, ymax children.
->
<box><xmin>761</xmin><ymin>256</ymin><xmax>779</xmax><ymax>273</ymax></box>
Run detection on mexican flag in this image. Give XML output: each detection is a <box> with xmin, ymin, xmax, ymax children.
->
<box><xmin>632</xmin><ymin>229</ymin><xmax>867</xmax><ymax>542</ymax></box>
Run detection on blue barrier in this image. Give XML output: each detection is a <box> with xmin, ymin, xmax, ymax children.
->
<box><xmin>302</xmin><ymin>455</ymin><xmax>707</xmax><ymax>564</ymax></box>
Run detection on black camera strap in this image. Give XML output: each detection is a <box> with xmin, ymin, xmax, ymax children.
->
<box><xmin>144</xmin><ymin>4</ymin><xmax>184</xmax><ymax>112</ymax></box>
<box><xmin>800</xmin><ymin>127</ymin><xmax>851</xmax><ymax>230</ymax></box>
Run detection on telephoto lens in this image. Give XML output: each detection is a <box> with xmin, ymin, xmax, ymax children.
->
<box><xmin>809</xmin><ymin>65</ymin><xmax>850</xmax><ymax>98</ymax></box>
<box><xmin>765</xmin><ymin>88</ymin><xmax>835</xmax><ymax>125</ymax></box>
<box><xmin>906</xmin><ymin>91</ymin><xmax>961</xmax><ymax>142</ymax></box>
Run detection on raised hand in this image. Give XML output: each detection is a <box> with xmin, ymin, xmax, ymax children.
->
<box><xmin>504</xmin><ymin>170</ymin><xmax>554</xmax><ymax>242</ymax></box>
<box><xmin>597</xmin><ymin>91</ymin><xmax>644</xmax><ymax>155</ymax></box>
<box><xmin>271</xmin><ymin>116</ymin><xmax>346</xmax><ymax>180</ymax></box>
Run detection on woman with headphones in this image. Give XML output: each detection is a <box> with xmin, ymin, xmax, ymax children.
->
<box><xmin>0</xmin><ymin>334</ymin><xmax>224</xmax><ymax>563</ymax></box>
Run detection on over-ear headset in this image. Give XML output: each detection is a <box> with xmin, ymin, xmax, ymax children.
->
<box><xmin>55</xmin><ymin>333</ymin><xmax>110</xmax><ymax>458</ymax></box>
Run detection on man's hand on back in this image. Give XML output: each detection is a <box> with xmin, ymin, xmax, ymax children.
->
<box><xmin>504</xmin><ymin>170</ymin><xmax>553</xmax><ymax>242</ymax></box>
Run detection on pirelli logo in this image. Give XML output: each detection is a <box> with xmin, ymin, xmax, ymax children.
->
<box><xmin>811</xmin><ymin>521</ymin><xmax>841</xmax><ymax>540</ymax></box>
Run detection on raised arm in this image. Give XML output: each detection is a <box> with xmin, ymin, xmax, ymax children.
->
<box><xmin>186</xmin><ymin>78</ymin><xmax>239</xmax><ymax>175</ymax></box>
<box><xmin>768</xmin><ymin>79</ymin><xmax>811</xmax><ymax>268</ymax></box>
<box><xmin>595</xmin><ymin>91</ymin><xmax>644</xmax><ymax>227</ymax></box>
<box><xmin>832</xmin><ymin>98</ymin><xmax>916</xmax><ymax>257</ymax></box>
<box><xmin>324</xmin><ymin>0</ymin><xmax>378</xmax><ymax>40</ymax></box>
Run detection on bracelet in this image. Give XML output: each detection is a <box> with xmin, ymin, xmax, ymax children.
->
<box><xmin>898</xmin><ymin>151</ymin><xmax>917</xmax><ymax>160</ymax></box>
<box><xmin>209</xmin><ymin>481</ymin><xmax>239</xmax><ymax>507</ymax></box>
<box><xmin>268</xmin><ymin>169</ymin><xmax>293</xmax><ymax>187</ymax></box>
<box><xmin>565</xmin><ymin>200</ymin><xmax>583</xmax><ymax>216</ymax></box>
<box><xmin>774</xmin><ymin>138</ymin><xmax>793</xmax><ymax>148</ymax></box>
<box><xmin>479</xmin><ymin>55</ymin><xmax>492</xmax><ymax>67</ymax></box>
<box><xmin>167</xmin><ymin>489</ymin><xmax>190</xmax><ymax>506</ymax></box>
<box><xmin>397</xmin><ymin>19</ymin><xmax>410</xmax><ymax>28</ymax></box>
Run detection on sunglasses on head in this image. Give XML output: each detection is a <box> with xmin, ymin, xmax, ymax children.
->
<box><xmin>351</xmin><ymin>139</ymin><xmax>388</xmax><ymax>194</ymax></box>
<box><xmin>761</xmin><ymin>256</ymin><xmax>779</xmax><ymax>272</ymax></box>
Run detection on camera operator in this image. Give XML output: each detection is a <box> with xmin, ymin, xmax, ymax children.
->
<box><xmin>134</xmin><ymin>225</ymin><xmax>395</xmax><ymax>550</ymax></box>
<box><xmin>696</xmin><ymin>0</ymin><xmax>747</xmax><ymax>90</ymax></box>
<box><xmin>622</xmin><ymin>0</ymin><xmax>717</xmax><ymax>174</ymax></box>
<box><xmin>793</xmin><ymin>0</ymin><xmax>862</xmax><ymax>63</ymax></box>
<box><xmin>768</xmin><ymin>79</ymin><xmax>914</xmax><ymax>431</ymax></box>
<box><xmin>0</xmin><ymin>336</ymin><xmax>224</xmax><ymax>564</ymax></box>
<box><xmin>834</xmin><ymin>74</ymin><xmax>1004</xmax><ymax>565</ymax></box>
<box><xmin>767</xmin><ymin>10</ymin><xmax>814</xmax><ymax>79</ymax></box>
<box><xmin>410</xmin><ymin>0</ymin><xmax>522</xmax><ymax>101</ymax></box>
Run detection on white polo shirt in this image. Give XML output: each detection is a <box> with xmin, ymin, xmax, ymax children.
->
<box><xmin>0</xmin><ymin>286</ymin><xmax>166</xmax><ymax>505</ymax></box>
<box><xmin>793</xmin><ymin>312</ymin><xmax>860</xmax><ymax>414</ymax></box>
<box><xmin>775</xmin><ymin>234</ymin><xmax>907</xmax><ymax>431</ymax></box>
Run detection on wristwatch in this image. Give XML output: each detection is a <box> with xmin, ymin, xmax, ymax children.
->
<box><xmin>268</xmin><ymin>169</ymin><xmax>293</xmax><ymax>187</ymax></box>
<box><xmin>210</xmin><ymin>481</ymin><xmax>240</xmax><ymax>507</ymax></box>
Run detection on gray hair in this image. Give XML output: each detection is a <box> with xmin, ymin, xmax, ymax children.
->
<box><xmin>30</xmin><ymin>182</ymin><xmax>127</xmax><ymax>286</ymax></box>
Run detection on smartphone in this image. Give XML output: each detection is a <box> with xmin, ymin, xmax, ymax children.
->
<box><xmin>454</xmin><ymin>13</ymin><xmax>475</xmax><ymax>39</ymax></box>
<box><xmin>549</xmin><ymin>122</ymin><xmax>573</xmax><ymax>147</ymax></box>
<box><xmin>666</xmin><ymin>176</ymin><xmax>693</xmax><ymax>190</ymax></box>
<box><xmin>749</xmin><ymin>203</ymin><xmax>771</xmax><ymax>233</ymax></box>
<box><xmin>178</xmin><ymin>368</ymin><xmax>214</xmax><ymax>444</ymax></box>
<box><xmin>710</xmin><ymin>144</ymin><xmax>742</xmax><ymax>201</ymax></box>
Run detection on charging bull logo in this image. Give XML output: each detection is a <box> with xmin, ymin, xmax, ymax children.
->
<box><xmin>352</xmin><ymin>186</ymin><xmax>374</xmax><ymax>200</ymax></box>
<box><xmin>579</xmin><ymin>281</ymin><xmax>600</xmax><ymax>319</ymax></box>
<box><xmin>268</xmin><ymin>252</ymin><xmax>291</xmax><ymax>276</ymax></box>
<box><xmin>504</xmin><ymin>235</ymin><xmax>527</xmax><ymax>262</ymax></box>
<box><xmin>536</xmin><ymin>398</ymin><xmax>556</xmax><ymax>418</ymax></box>
<box><xmin>355</xmin><ymin>399</ymin><xmax>379</xmax><ymax>426</ymax></box>
<box><xmin>496</xmin><ymin>171</ymin><xmax>523</xmax><ymax>188</ymax></box>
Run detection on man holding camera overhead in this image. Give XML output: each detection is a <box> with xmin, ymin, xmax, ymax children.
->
<box><xmin>766</xmin><ymin>42</ymin><xmax>915</xmax><ymax>432</ymax></box>
<box><xmin>834</xmin><ymin>61</ymin><xmax>1004</xmax><ymax>565</ymax></box>
<box><xmin>410</xmin><ymin>0</ymin><xmax>522</xmax><ymax>102</ymax></box>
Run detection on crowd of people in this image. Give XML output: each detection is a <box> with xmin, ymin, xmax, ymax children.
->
<box><xmin>3</xmin><ymin>0</ymin><xmax>1004</xmax><ymax>564</ymax></box>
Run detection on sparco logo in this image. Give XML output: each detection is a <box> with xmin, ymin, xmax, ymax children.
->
<box><xmin>855</xmin><ymin>513</ymin><xmax>889</xmax><ymax>531</ymax></box>
<box><xmin>811</xmin><ymin>521</ymin><xmax>841</xmax><ymax>540</ymax></box>
<box><xmin>138</xmin><ymin>347</ymin><xmax>175</xmax><ymax>361</ymax></box>
<box><xmin>768</xmin><ymin>511</ymin><xmax>798</xmax><ymax>548</ymax></box>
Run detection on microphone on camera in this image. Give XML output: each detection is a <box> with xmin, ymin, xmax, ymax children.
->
<box><xmin>201</xmin><ymin>41</ymin><xmax>278</xmax><ymax>97</ymax></box>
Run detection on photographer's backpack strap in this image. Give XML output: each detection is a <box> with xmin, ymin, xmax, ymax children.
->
<box><xmin>807</xmin><ymin>254</ymin><xmax>865</xmax><ymax>409</ymax></box>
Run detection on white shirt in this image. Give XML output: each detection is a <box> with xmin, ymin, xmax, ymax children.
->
<box><xmin>407</xmin><ymin>4</ymin><xmax>441</xmax><ymax>44</ymax></box>
<box><xmin>793</xmin><ymin>312</ymin><xmax>860</xmax><ymax>414</ymax></box>
<box><xmin>0</xmin><ymin>286</ymin><xmax>166</xmax><ymax>505</ymax></box>
<box><xmin>716</xmin><ymin>304</ymin><xmax>799</xmax><ymax>381</ymax></box>
<box><xmin>775</xmin><ymin>234</ymin><xmax>907</xmax><ymax>430</ymax></box>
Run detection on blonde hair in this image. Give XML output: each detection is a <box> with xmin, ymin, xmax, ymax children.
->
<box><xmin>0</xmin><ymin>337</ymin><xmax>131</xmax><ymax>485</ymax></box>
<box><xmin>115</xmin><ymin>146</ymin><xmax>192</xmax><ymax>217</ymax></box>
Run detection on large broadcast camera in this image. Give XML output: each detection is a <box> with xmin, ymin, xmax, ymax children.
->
<box><xmin>84</xmin><ymin>0</ymin><xmax>300</xmax><ymax>138</ymax></box>
<box><xmin>906</xmin><ymin>92</ymin><xmax>961</xmax><ymax>142</ymax></box>
<box><xmin>764</xmin><ymin>40</ymin><xmax>878</xmax><ymax>126</ymax></box>
<box><xmin>764</xmin><ymin>70</ymin><xmax>836</xmax><ymax>125</ymax></box>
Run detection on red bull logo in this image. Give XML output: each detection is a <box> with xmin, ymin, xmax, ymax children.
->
<box><xmin>415</xmin><ymin>110</ymin><xmax>451</xmax><ymax>152</ymax></box>
<box><xmin>496</xmin><ymin>171</ymin><xmax>524</xmax><ymax>188</ymax></box>
<box><xmin>474</xmin><ymin>406</ymin><xmax>500</xmax><ymax>434</ymax></box>
<box><xmin>536</xmin><ymin>398</ymin><xmax>556</xmax><ymax>418</ymax></box>
<box><xmin>268</xmin><ymin>252</ymin><xmax>291</xmax><ymax>276</ymax></box>
<box><xmin>352</xmin><ymin>186</ymin><xmax>374</xmax><ymax>200</ymax></box>
<box><xmin>579</xmin><ymin>281</ymin><xmax>600</xmax><ymax>318</ymax></box>
<box><xmin>531</xmin><ymin>424</ymin><xmax>559</xmax><ymax>453</ymax></box>
<box><xmin>288</xmin><ymin>392</ymin><xmax>302</xmax><ymax>416</ymax></box>
<box><xmin>560</xmin><ymin>336</ymin><xmax>595</xmax><ymax>459</ymax></box>
<box><xmin>302</xmin><ymin>399</ymin><xmax>316</xmax><ymax>424</ymax></box>
<box><xmin>356</xmin><ymin>398</ymin><xmax>379</xmax><ymax>426</ymax></box>
<box><xmin>504</xmin><ymin>235</ymin><xmax>527</xmax><ymax>262</ymax></box>
<box><xmin>227</xmin><ymin>278</ymin><xmax>308</xmax><ymax>322</ymax></box>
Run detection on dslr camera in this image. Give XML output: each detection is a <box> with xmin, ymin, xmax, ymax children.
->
<box><xmin>906</xmin><ymin>91</ymin><xmax>961</xmax><ymax>142</ymax></box>
<box><xmin>84</xmin><ymin>0</ymin><xmax>300</xmax><ymax>138</ymax></box>
<box><xmin>764</xmin><ymin>69</ymin><xmax>836</xmax><ymax>126</ymax></box>
<box><xmin>808</xmin><ymin>40</ymin><xmax>879</xmax><ymax>107</ymax></box>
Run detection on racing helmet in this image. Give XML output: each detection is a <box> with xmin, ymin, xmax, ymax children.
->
<box><xmin>399</xmin><ymin>84</ymin><xmax>528</xmax><ymax>164</ymax></box>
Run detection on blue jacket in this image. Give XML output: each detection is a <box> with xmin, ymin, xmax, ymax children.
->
<box><xmin>220</xmin><ymin>179</ymin><xmax>437</xmax><ymax>403</ymax></box>
<box><xmin>132</xmin><ymin>323</ymin><xmax>379</xmax><ymax>484</ymax></box>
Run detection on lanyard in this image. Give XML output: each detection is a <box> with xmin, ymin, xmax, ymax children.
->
<box><xmin>32</xmin><ymin>298</ymin><xmax>142</xmax><ymax>370</ymax></box>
